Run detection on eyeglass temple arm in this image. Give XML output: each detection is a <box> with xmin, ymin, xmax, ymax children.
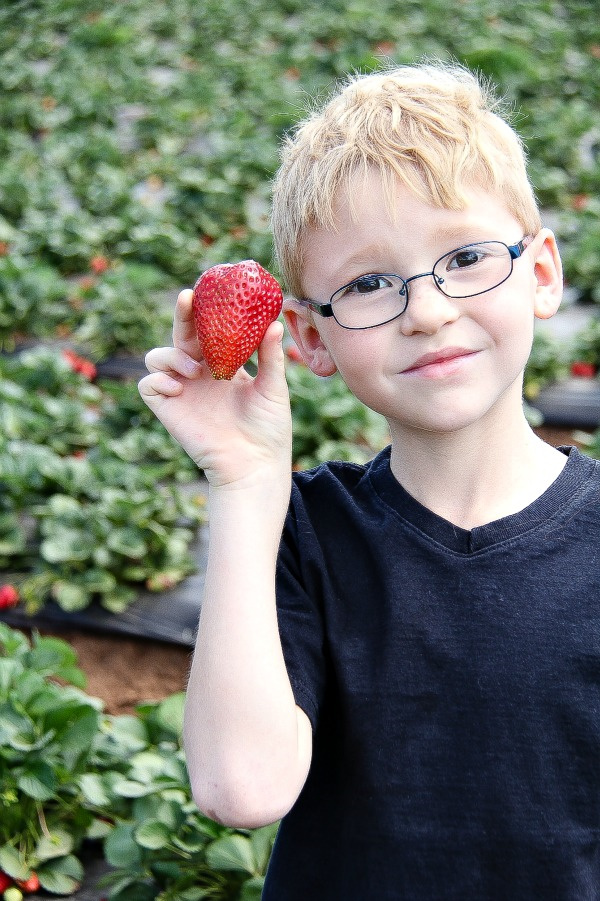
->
<box><xmin>509</xmin><ymin>234</ymin><xmax>534</xmax><ymax>259</ymax></box>
<box><xmin>296</xmin><ymin>298</ymin><xmax>335</xmax><ymax>318</ymax></box>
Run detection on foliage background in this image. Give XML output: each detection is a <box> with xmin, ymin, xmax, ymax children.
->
<box><xmin>0</xmin><ymin>1</ymin><xmax>599</xmax><ymax>897</ymax></box>
<box><xmin>0</xmin><ymin>0</ymin><xmax>599</xmax><ymax>355</ymax></box>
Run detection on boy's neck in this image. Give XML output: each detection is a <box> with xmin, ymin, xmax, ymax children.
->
<box><xmin>388</xmin><ymin>407</ymin><xmax>567</xmax><ymax>531</ymax></box>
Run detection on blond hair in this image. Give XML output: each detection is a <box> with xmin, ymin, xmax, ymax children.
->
<box><xmin>271</xmin><ymin>62</ymin><xmax>541</xmax><ymax>297</ymax></box>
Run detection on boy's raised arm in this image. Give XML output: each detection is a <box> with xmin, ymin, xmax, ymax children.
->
<box><xmin>138</xmin><ymin>289</ymin><xmax>312</xmax><ymax>828</ymax></box>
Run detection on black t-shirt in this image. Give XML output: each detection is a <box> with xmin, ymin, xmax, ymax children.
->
<box><xmin>263</xmin><ymin>445</ymin><xmax>600</xmax><ymax>900</ymax></box>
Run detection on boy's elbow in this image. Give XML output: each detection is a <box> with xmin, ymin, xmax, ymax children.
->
<box><xmin>190</xmin><ymin>776</ymin><xmax>297</xmax><ymax>829</ymax></box>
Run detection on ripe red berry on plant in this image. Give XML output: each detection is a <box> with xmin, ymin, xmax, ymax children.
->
<box><xmin>62</xmin><ymin>349</ymin><xmax>97</xmax><ymax>381</ymax></box>
<box><xmin>570</xmin><ymin>361</ymin><xmax>597</xmax><ymax>378</ymax></box>
<box><xmin>192</xmin><ymin>260</ymin><xmax>283</xmax><ymax>380</ymax></box>
<box><xmin>89</xmin><ymin>254</ymin><xmax>110</xmax><ymax>274</ymax></box>
<box><xmin>16</xmin><ymin>873</ymin><xmax>41</xmax><ymax>894</ymax></box>
<box><xmin>0</xmin><ymin>584</ymin><xmax>19</xmax><ymax>609</ymax></box>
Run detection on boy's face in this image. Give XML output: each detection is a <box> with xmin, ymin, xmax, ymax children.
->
<box><xmin>285</xmin><ymin>170</ymin><xmax>562</xmax><ymax>438</ymax></box>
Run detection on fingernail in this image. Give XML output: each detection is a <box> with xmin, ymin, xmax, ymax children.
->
<box><xmin>183</xmin><ymin>356</ymin><xmax>200</xmax><ymax>374</ymax></box>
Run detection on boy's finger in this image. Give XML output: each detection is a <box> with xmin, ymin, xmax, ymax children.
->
<box><xmin>172</xmin><ymin>289</ymin><xmax>200</xmax><ymax>353</ymax></box>
<box><xmin>254</xmin><ymin>320</ymin><xmax>288</xmax><ymax>398</ymax></box>
<box><xmin>145</xmin><ymin>346</ymin><xmax>203</xmax><ymax>378</ymax></box>
<box><xmin>138</xmin><ymin>371</ymin><xmax>184</xmax><ymax>400</ymax></box>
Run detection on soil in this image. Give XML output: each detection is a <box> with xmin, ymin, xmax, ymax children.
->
<box><xmin>40</xmin><ymin>628</ymin><xmax>193</xmax><ymax>715</ymax></box>
<box><xmin>27</xmin><ymin>426</ymin><xmax>583</xmax><ymax>715</ymax></box>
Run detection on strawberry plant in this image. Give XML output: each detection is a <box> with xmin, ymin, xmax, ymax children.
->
<box><xmin>89</xmin><ymin>692</ymin><xmax>278</xmax><ymax>901</ymax></box>
<box><xmin>523</xmin><ymin>331</ymin><xmax>570</xmax><ymax>400</ymax></box>
<box><xmin>0</xmin><ymin>624</ymin><xmax>277</xmax><ymax>900</ymax></box>
<box><xmin>286</xmin><ymin>360</ymin><xmax>390</xmax><ymax>469</ymax></box>
<box><xmin>0</xmin><ymin>624</ymin><xmax>98</xmax><ymax>895</ymax></box>
<box><xmin>0</xmin><ymin>348</ymin><xmax>204</xmax><ymax>613</ymax></box>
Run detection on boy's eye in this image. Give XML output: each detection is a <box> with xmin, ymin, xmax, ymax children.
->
<box><xmin>343</xmin><ymin>274</ymin><xmax>394</xmax><ymax>295</ymax></box>
<box><xmin>445</xmin><ymin>246</ymin><xmax>487</xmax><ymax>270</ymax></box>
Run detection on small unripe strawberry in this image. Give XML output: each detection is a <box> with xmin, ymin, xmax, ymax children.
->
<box><xmin>192</xmin><ymin>260</ymin><xmax>283</xmax><ymax>380</ymax></box>
<box><xmin>4</xmin><ymin>886</ymin><xmax>23</xmax><ymax>901</ymax></box>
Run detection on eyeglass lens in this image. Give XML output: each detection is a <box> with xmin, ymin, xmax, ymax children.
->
<box><xmin>331</xmin><ymin>241</ymin><xmax>514</xmax><ymax>329</ymax></box>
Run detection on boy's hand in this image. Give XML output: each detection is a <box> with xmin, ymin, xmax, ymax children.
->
<box><xmin>138</xmin><ymin>289</ymin><xmax>292</xmax><ymax>488</ymax></box>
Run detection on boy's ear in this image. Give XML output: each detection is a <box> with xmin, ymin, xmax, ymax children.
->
<box><xmin>533</xmin><ymin>229</ymin><xmax>563</xmax><ymax>321</ymax></box>
<box><xmin>283</xmin><ymin>299</ymin><xmax>338</xmax><ymax>377</ymax></box>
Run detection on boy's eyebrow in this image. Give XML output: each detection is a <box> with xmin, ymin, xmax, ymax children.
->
<box><xmin>430</xmin><ymin>223</ymin><xmax>487</xmax><ymax>245</ymax></box>
<box><xmin>331</xmin><ymin>226</ymin><xmax>488</xmax><ymax>279</ymax></box>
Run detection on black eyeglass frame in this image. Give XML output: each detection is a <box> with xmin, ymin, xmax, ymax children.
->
<box><xmin>297</xmin><ymin>235</ymin><xmax>535</xmax><ymax>330</ymax></box>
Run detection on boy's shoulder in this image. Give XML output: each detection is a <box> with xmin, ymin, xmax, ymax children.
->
<box><xmin>291</xmin><ymin>446</ymin><xmax>391</xmax><ymax>495</ymax></box>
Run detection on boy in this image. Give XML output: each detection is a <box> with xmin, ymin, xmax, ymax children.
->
<box><xmin>139</xmin><ymin>62</ymin><xmax>600</xmax><ymax>899</ymax></box>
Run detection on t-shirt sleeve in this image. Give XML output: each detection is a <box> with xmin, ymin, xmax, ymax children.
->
<box><xmin>276</xmin><ymin>483</ymin><xmax>327</xmax><ymax>731</ymax></box>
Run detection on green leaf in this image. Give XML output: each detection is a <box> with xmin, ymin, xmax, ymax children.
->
<box><xmin>0</xmin><ymin>658</ymin><xmax>21</xmax><ymax>697</ymax></box>
<box><xmin>205</xmin><ymin>834</ymin><xmax>257</xmax><ymax>874</ymax></box>
<box><xmin>26</xmin><ymin>635</ymin><xmax>79</xmax><ymax>677</ymax></box>
<box><xmin>111</xmin><ymin>776</ymin><xmax>155</xmax><ymax>798</ymax></box>
<box><xmin>134</xmin><ymin>820</ymin><xmax>172</xmax><ymax>849</ymax></box>
<box><xmin>79</xmin><ymin>772</ymin><xmax>111</xmax><ymax>806</ymax></box>
<box><xmin>250</xmin><ymin>822</ymin><xmax>279</xmax><ymax>873</ymax></box>
<box><xmin>0</xmin><ymin>843</ymin><xmax>29</xmax><ymax>880</ymax></box>
<box><xmin>35</xmin><ymin>828</ymin><xmax>74</xmax><ymax>862</ymax></box>
<box><xmin>60</xmin><ymin>706</ymin><xmax>101</xmax><ymax>764</ymax></box>
<box><xmin>155</xmin><ymin>691</ymin><xmax>185</xmax><ymax>738</ymax></box>
<box><xmin>17</xmin><ymin>759</ymin><xmax>57</xmax><ymax>800</ymax></box>
<box><xmin>104</xmin><ymin>823</ymin><xmax>143</xmax><ymax>869</ymax></box>
<box><xmin>106</xmin><ymin>526</ymin><xmax>147</xmax><ymax>558</ymax></box>
<box><xmin>102</xmin><ymin>714</ymin><xmax>148</xmax><ymax>751</ymax></box>
<box><xmin>239</xmin><ymin>876</ymin><xmax>267</xmax><ymax>901</ymax></box>
<box><xmin>52</xmin><ymin>581</ymin><xmax>91</xmax><ymax>611</ymax></box>
<box><xmin>40</xmin><ymin>530</ymin><xmax>93</xmax><ymax>563</ymax></box>
<box><xmin>37</xmin><ymin>854</ymin><xmax>84</xmax><ymax>895</ymax></box>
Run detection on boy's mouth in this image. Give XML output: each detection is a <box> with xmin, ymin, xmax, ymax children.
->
<box><xmin>402</xmin><ymin>347</ymin><xmax>479</xmax><ymax>376</ymax></box>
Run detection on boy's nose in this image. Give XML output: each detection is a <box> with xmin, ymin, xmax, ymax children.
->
<box><xmin>398</xmin><ymin>276</ymin><xmax>460</xmax><ymax>336</ymax></box>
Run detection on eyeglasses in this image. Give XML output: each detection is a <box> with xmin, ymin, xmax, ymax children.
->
<box><xmin>298</xmin><ymin>235</ymin><xmax>535</xmax><ymax>330</ymax></box>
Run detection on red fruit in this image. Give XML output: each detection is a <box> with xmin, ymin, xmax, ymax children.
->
<box><xmin>192</xmin><ymin>260</ymin><xmax>283</xmax><ymax>380</ymax></box>
<box><xmin>62</xmin><ymin>349</ymin><xmax>97</xmax><ymax>381</ymax></box>
<box><xmin>16</xmin><ymin>874</ymin><xmax>40</xmax><ymax>894</ymax></box>
<box><xmin>570</xmin><ymin>361</ymin><xmax>596</xmax><ymax>378</ymax></box>
<box><xmin>0</xmin><ymin>584</ymin><xmax>19</xmax><ymax>609</ymax></box>
<box><xmin>0</xmin><ymin>871</ymin><xmax>12</xmax><ymax>892</ymax></box>
<box><xmin>78</xmin><ymin>360</ymin><xmax>97</xmax><ymax>381</ymax></box>
<box><xmin>90</xmin><ymin>255</ymin><xmax>110</xmax><ymax>274</ymax></box>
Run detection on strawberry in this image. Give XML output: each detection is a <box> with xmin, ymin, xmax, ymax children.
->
<box><xmin>192</xmin><ymin>260</ymin><xmax>283</xmax><ymax>380</ymax></box>
<box><xmin>62</xmin><ymin>349</ymin><xmax>97</xmax><ymax>381</ymax></box>
<box><xmin>0</xmin><ymin>585</ymin><xmax>19</xmax><ymax>609</ymax></box>
<box><xmin>570</xmin><ymin>361</ymin><xmax>596</xmax><ymax>378</ymax></box>
<box><xmin>16</xmin><ymin>874</ymin><xmax>40</xmax><ymax>894</ymax></box>
<box><xmin>90</xmin><ymin>254</ymin><xmax>110</xmax><ymax>274</ymax></box>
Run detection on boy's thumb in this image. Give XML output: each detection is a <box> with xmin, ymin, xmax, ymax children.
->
<box><xmin>255</xmin><ymin>320</ymin><xmax>287</xmax><ymax>394</ymax></box>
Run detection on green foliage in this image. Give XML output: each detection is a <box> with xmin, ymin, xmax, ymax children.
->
<box><xmin>0</xmin><ymin>347</ymin><xmax>205</xmax><ymax>613</ymax></box>
<box><xmin>0</xmin><ymin>624</ymin><xmax>277</xmax><ymax>898</ymax></box>
<box><xmin>571</xmin><ymin>317</ymin><xmax>600</xmax><ymax>368</ymax></box>
<box><xmin>0</xmin><ymin>0</ymin><xmax>598</xmax><ymax>348</ymax></box>
<box><xmin>0</xmin><ymin>624</ymin><xmax>97</xmax><ymax>894</ymax></box>
<box><xmin>286</xmin><ymin>361</ymin><xmax>389</xmax><ymax>469</ymax></box>
<box><xmin>523</xmin><ymin>330</ymin><xmax>569</xmax><ymax>400</ymax></box>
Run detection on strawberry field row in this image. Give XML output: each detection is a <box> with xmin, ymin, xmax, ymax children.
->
<box><xmin>1</xmin><ymin>0</ymin><xmax>600</xmax><ymax>627</ymax></box>
<box><xmin>0</xmin><ymin>0</ymin><xmax>599</xmax><ymax>363</ymax></box>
